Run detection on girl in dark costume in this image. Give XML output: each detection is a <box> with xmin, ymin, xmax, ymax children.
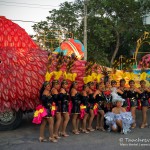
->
<box><xmin>127</xmin><ymin>80</ymin><xmax>142</xmax><ymax>128</ymax></box>
<box><xmin>118</xmin><ymin>79</ymin><xmax>128</xmax><ymax>109</ymax></box>
<box><xmin>51</xmin><ymin>80</ymin><xmax>61</xmax><ymax>139</ymax></box>
<box><xmin>59</xmin><ymin>80</ymin><xmax>70</xmax><ymax>136</ymax></box>
<box><xmin>39</xmin><ymin>81</ymin><xmax>57</xmax><ymax>143</ymax></box>
<box><xmin>138</xmin><ymin>80</ymin><xmax>150</xmax><ymax>128</ymax></box>
<box><xmin>87</xmin><ymin>82</ymin><xmax>96</xmax><ymax>131</ymax></box>
<box><xmin>70</xmin><ymin>81</ymin><xmax>81</xmax><ymax>134</ymax></box>
<box><xmin>94</xmin><ymin>83</ymin><xmax>105</xmax><ymax>131</ymax></box>
<box><xmin>80</xmin><ymin>84</ymin><xmax>90</xmax><ymax>133</ymax></box>
<box><xmin>103</xmin><ymin>81</ymin><xmax>113</xmax><ymax>112</ymax></box>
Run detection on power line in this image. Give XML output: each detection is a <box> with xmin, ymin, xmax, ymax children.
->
<box><xmin>12</xmin><ymin>19</ymin><xmax>39</xmax><ymax>23</ymax></box>
<box><xmin>11</xmin><ymin>17</ymin><xmax>83</xmax><ymax>24</ymax></box>
<box><xmin>11</xmin><ymin>19</ymin><xmax>55</xmax><ymax>25</ymax></box>
<box><xmin>0</xmin><ymin>0</ymin><xmax>59</xmax><ymax>7</ymax></box>
<box><xmin>0</xmin><ymin>3</ymin><xmax>57</xmax><ymax>9</ymax></box>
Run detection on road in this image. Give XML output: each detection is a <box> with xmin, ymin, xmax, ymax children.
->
<box><xmin>0</xmin><ymin>111</ymin><xmax>150</xmax><ymax>150</ymax></box>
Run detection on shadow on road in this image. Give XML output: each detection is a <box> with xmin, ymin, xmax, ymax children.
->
<box><xmin>0</xmin><ymin>110</ymin><xmax>150</xmax><ymax>150</ymax></box>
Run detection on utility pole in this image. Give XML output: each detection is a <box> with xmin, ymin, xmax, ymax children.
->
<box><xmin>84</xmin><ymin>0</ymin><xmax>87</xmax><ymax>61</ymax></box>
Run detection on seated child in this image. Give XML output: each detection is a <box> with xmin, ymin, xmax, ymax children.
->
<box><xmin>104</xmin><ymin>92</ymin><xmax>133</xmax><ymax>134</ymax></box>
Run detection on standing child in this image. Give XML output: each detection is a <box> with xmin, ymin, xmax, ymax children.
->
<box><xmin>70</xmin><ymin>81</ymin><xmax>81</xmax><ymax>134</ymax></box>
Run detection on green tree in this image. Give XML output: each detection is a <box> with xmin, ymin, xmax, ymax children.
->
<box><xmin>88</xmin><ymin>0</ymin><xmax>150</xmax><ymax>65</ymax></box>
<box><xmin>32</xmin><ymin>0</ymin><xmax>150</xmax><ymax>66</ymax></box>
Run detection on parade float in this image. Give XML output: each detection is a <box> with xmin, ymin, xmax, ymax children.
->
<box><xmin>0</xmin><ymin>16</ymin><xmax>149</xmax><ymax>130</ymax></box>
<box><xmin>54</xmin><ymin>38</ymin><xmax>85</xmax><ymax>59</ymax></box>
<box><xmin>0</xmin><ymin>16</ymin><xmax>96</xmax><ymax>130</ymax></box>
<box><xmin>111</xmin><ymin>31</ymin><xmax>150</xmax><ymax>87</ymax></box>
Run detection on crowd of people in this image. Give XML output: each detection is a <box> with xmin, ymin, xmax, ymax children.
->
<box><xmin>34</xmin><ymin>79</ymin><xmax>150</xmax><ymax>143</ymax></box>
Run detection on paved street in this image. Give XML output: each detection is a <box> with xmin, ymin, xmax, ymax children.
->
<box><xmin>0</xmin><ymin>111</ymin><xmax>150</xmax><ymax>150</ymax></box>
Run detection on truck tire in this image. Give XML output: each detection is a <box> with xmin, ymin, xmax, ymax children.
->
<box><xmin>0</xmin><ymin>110</ymin><xmax>23</xmax><ymax>131</ymax></box>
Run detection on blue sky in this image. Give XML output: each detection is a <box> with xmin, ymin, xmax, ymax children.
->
<box><xmin>0</xmin><ymin>0</ymin><xmax>74</xmax><ymax>34</ymax></box>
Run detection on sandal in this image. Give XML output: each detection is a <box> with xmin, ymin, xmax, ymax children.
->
<box><xmin>54</xmin><ymin>135</ymin><xmax>61</xmax><ymax>139</ymax></box>
<box><xmin>61</xmin><ymin>132</ymin><xmax>69</xmax><ymax>137</ymax></box>
<box><xmin>140</xmin><ymin>123</ymin><xmax>148</xmax><ymax>129</ymax></box>
<box><xmin>79</xmin><ymin>128</ymin><xmax>83</xmax><ymax>132</ymax></box>
<box><xmin>87</xmin><ymin>128</ymin><xmax>95</xmax><ymax>132</ymax></box>
<box><xmin>99</xmin><ymin>127</ymin><xmax>105</xmax><ymax>132</ymax></box>
<box><xmin>95</xmin><ymin>126</ymin><xmax>100</xmax><ymax>130</ymax></box>
<box><xmin>131</xmin><ymin>123</ymin><xmax>136</xmax><ymax>129</ymax></box>
<box><xmin>82</xmin><ymin>130</ymin><xmax>89</xmax><ymax>134</ymax></box>
<box><xmin>49</xmin><ymin>137</ymin><xmax>58</xmax><ymax>143</ymax></box>
<box><xmin>72</xmin><ymin>130</ymin><xmax>80</xmax><ymax>135</ymax></box>
<box><xmin>39</xmin><ymin>137</ymin><xmax>47</xmax><ymax>142</ymax></box>
<box><xmin>145</xmin><ymin>123</ymin><xmax>148</xmax><ymax>127</ymax></box>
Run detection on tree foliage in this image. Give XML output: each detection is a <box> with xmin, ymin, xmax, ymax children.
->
<box><xmin>32</xmin><ymin>0</ymin><xmax>150</xmax><ymax>66</ymax></box>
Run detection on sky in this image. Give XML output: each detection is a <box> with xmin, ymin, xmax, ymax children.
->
<box><xmin>1</xmin><ymin>0</ymin><xmax>150</xmax><ymax>35</ymax></box>
<box><xmin>0</xmin><ymin>0</ymin><xmax>74</xmax><ymax>35</ymax></box>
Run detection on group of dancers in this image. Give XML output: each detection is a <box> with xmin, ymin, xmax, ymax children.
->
<box><xmin>34</xmin><ymin>78</ymin><xmax>150</xmax><ymax>143</ymax></box>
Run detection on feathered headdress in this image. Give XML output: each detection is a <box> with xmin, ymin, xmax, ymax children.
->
<box><xmin>63</xmin><ymin>55</ymin><xmax>77</xmax><ymax>82</ymax></box>
<box><xmin>100</xmin><ymin>66</ymin><xmax>110</xmax><ymax>84</ymax></box>
<box><xmin>111</xmin><ymin>92</ymin><xmax>125</xmax><ymax>105</ymax></box>
<box><xmin>83</xmin><ymin>75</ymin><xmax>93</xmax><ymax>84</ymax></box>
<box><xmin>83</xmin><ymin>59</ymin><xmax>95</xmax><ymax>84</ymax></box>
